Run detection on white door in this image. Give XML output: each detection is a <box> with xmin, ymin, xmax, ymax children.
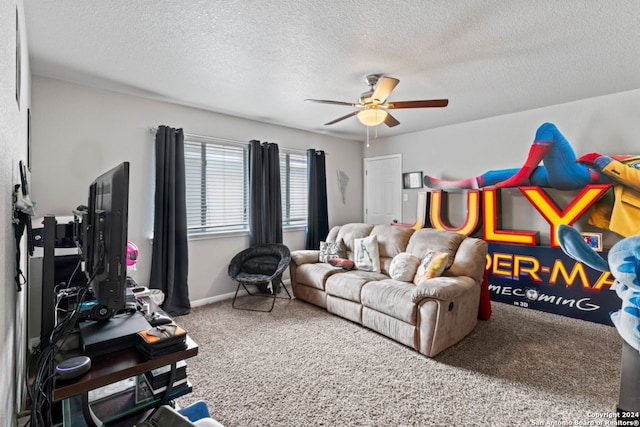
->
<box><xmin>364</xmin><ymin>154</ymin><xmax>402</xmax><ymax>225</ymax></box>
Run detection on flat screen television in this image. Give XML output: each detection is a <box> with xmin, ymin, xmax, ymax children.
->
<box><xmin>75</xmin><ymin>161</ymin><xmax>130</xmax><ymax>319</ymax></box>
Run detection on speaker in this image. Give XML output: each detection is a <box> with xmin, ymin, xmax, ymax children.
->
<box><xmin>55</xmin><ymin>356</ymin><xmax>91</xmax><ymax>380</ymax></box>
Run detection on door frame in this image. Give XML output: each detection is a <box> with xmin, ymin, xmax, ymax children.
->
<box><xmin>363</xmin><ymin>154</ymin><xmax>402</xmax><ymax>224</ymax></box>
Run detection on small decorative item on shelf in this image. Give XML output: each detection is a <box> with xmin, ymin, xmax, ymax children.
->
<box><xmin>581</xmin><ymin>232</ymin><xmax>603</xmax><ymax>252</ymax></box>
<box><xmin>403</xmin><ymin>171</ymin><xmax>423</xmax><ymax>189</ymax></box>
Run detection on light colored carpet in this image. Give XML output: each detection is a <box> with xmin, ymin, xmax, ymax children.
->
<box><xmin>175</xmin><ymin>291</ymin><xmax>623</xmax><ymax>427</ymax></box>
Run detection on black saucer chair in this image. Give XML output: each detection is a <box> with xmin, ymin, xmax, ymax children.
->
<box><xmin>228</xmin><ymin>243</ymin><xmax>292</xmax><ymax>312</ymax></box>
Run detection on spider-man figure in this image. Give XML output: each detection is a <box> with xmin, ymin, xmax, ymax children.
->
<box><xmin>424</xmin><ymin>122</ymin><xmax>640</xmax><ymax>237</ymax></box>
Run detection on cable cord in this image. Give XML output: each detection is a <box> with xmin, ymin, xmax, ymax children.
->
<box><xmin>28</xmin><ymin>250</ymin><xmax>105</xmax><ymax>426</ymax></box>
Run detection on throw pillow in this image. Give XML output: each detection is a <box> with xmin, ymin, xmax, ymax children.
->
<box><xmin>353</xmin><ymin>235</ymin><xmax>380</xmax><ymax>272</ymax></box>
<box><xmin>319</xmin><ymin>239</ymin><xmax>346</xmax><ymax>263</ymax></box>
<box><xmin>329</xmin><ymin>257</ymin><xmax>355</xmax><ymax>270</ymax></box>
<box><xmin>413</xmin><ymin>249</ymin><xmax>449</xmax><ymax>285</ymax></box>
<box><xmin>389</xmin><ymin>253</ymin><xmax>421</xmax><ymax>282</ymax></box>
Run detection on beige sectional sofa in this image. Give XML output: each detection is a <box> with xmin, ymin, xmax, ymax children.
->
<box><xmin>289</xmin><ymin>223</ymin><xmax>488</xmax><ymax>357</ymax></box>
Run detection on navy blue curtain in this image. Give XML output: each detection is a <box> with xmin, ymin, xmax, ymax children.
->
<box><xmin>150</xmin><ymin>125</ymin><xmax>191</xmax><ymax>316</ymax></box>
<box><xmin>249</xmin><ymin>140</ymin><xmax>282</xmax><ymax>246</ymax></box>
<box><xmin>305</xmin><ymin>149</ymin><xmax>329</xmax><ymax>250</ymax></box>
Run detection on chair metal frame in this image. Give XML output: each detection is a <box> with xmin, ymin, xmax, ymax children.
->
<box><xmin>231</xmin><ymin>274</ymin><xmax>292</xmax><ymax>312</ymax></box>
<box><xmin>228</xmin><ymin>243</ymin><xmax>292</xmax><ymax>313</ymax></box>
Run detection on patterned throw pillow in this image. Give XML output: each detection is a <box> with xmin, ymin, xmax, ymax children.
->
<box><xmin>329</xmin><ymin>257</ymin><xmax>355</xmax><ymax>270</ymax></box>
<box><xmin>353</xmin><ymin>235</ymin><xmax>380</xmax><ymax>272</ymax></box>
<box><xmin>413</xmin><ymin>249</ymin><xmax>449</xmax><ymax>285</ymax></box>
<box><xmin>319</xmin><ymin>239</ymin><xmax>346</xmax><ymax>262</ymax></box>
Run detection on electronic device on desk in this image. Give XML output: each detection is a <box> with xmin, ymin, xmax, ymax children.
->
<box><xmin>73</xmin><ymin>161</ymin><xmax>130</xmax><ymax>320</ymax></box>
<box><xmin>137</xmin><ymin>360</ymin><xmax>191</xmax><ymax>403</ymax></box>
<box><xmin>55</xmin><ymin>355</ymin><xmax>92</xmax><ymax>380</ymax></box>
<box><xmin>70</xmin><ymin>162</ymin><xmax>152</xmax><ymax>355</ymax></box>
<box><xmin>79</xmin><ymin>311</ymin><xmax>151</xmax><ymax>357</ymax></box>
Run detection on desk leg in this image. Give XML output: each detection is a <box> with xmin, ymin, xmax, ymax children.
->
<box><xmin>80</xmin><ymin>391</ymin><xmax>104</xmax><ymax>427</ymax></box>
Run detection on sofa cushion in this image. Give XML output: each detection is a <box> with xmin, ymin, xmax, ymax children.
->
<box><xmin>405</xmin><ymin>228</ymin><xmax>465</xmax><ymax>270</ymax></box>
<box><xmin>335</xmin><ymin>223</ymin><xmax>375</xmax><ymax>256</ymax></box>
<box><xmin>370</xmin><ymin>225</ymin><xmax>415</xmax><ymax>258</ymax></box>
<box><xmin>294</xmin><ymin>263</ymin><xmax>343</xmax><ymax>291</ymax></box>
<box><xmin>447</xmin><ymin>237</ymin><xmax>489</xmax><ymax>283</ymax></box>
<box><xmin>353</xmin><ymin>235</ymin><xmax>381</xmax><ymax>272</ymax></box>
<box><xmin>326</xmin><ymin>270</ymin><xmax>388</xmax><ymax>302</ymax></box>
<box><xmin>325</xmin><ymin>225</ymin><xmax>340</xmax><ymax>243</ymax></box>
<box><xmin>319</xmin><ymin>239</ymin><xmax>346</xmax><ymax>262</ymax></box>
<box><xmin>361</xmin><ymin>280</ymin><xmax>417</xmax><ymax>325</ymax></box>
<box><xmin>389</xmin><ymin>253</ymin><xmax>420</xmax><ymax>282</ymax></box>
<box><xmin>411</xmin><ymin>276</ymin><xmax>478</xmax><ymax>303</ymax></box>
<box><xmin>413</xmin><ymin>250</ymin><xmax>449</xmax><ymax>285</ymax></box>
<box><xmin>290</xmin><ymin>250</ymin><xmax>319</xmax><ymax>266</ymax></box>
<box><xmin>371</xmin><ymin>225</ymin><xmax>415</xmax><ymax>275</ymax></box>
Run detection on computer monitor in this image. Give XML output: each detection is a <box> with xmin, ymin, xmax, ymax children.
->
<box><xmin>75</xmin><ymin>162</ymin><xmax>130</xmax><ymax>319</ymax></box>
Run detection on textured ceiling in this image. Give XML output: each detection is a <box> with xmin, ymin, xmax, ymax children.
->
<box><xmin>24</xmin><ymin>0</ymin><xmax>640</xmax><ymax>141</ymax></box>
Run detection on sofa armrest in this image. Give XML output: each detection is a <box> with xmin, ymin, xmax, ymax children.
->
<box><xmin>290</xmin><ymin>250</ymin><xmax>320</xmax><ymax>266</ymax></box>
<box><xmin>411</xmin><ymin>276</ymin><xmax>477</xmax><ymax>303</ymax></box>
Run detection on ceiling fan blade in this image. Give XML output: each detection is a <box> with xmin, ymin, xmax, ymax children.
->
<box><xmin>305</xmin><ymin>99</ymin><xmax>355</xmax><ymax>107</ymax></box>
<box><xmin>384</xmin><ymin>113</ymin><xmax>400</xmax><ymax>127</ymax></box>
<box><xmin>387</xmin><ymin>99</ymin><xmax>449</xmax><ymax>109</ymax></box>
<box><xmin>324</xmin><ymin>111</ymin><xmax>358</xmax><ymax>125</ymax></box>
<box><xmin>371</xmin><ymin>77</ymin><xmax>399</xmax><ymax>103</ymax></box>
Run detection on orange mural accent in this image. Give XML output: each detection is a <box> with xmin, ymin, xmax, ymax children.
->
<box><xmin>428</xmin><ymin>190</ymin><xmax>482</xmax><ymax>236</ymax></box>
<box><xmin>519</xmin><ymin>184</ymin><xmax>611</xmax><ymax>248</ymax></box>
<box><xmin>482</xmin><ymin>188</ymin><xmax>538</xmax><ymax>245</ymax></box>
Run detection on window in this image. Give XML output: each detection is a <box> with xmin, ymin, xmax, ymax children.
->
<box><xmin>280</xmin><ymin>151</ymin><xmax>307</xmax><ymax>227</ymax></box>
<box><xmin>184</xmin><ymin>137</ymin><xmax>307</xmax><ymax>235</ymax></box>
<box><xmin>184</xmin><ymin>138</ymin><xmax>248</xmax><ymax>234</ymax></box>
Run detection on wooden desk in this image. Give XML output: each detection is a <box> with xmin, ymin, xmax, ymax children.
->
<box><xmin>53</xmin><ymin>335</ymin><xmax>198</xmax><ymax>426</ymax></box>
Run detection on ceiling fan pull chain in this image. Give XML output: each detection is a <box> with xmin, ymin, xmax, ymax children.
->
<box><xmin>366</xmin><ymin>126</ymin><xmax>370</xmax><ymax>148</ymax></box>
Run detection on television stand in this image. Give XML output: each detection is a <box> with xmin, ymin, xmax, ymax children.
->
<box><xmin>54</xmin><ymin>331</ymin><xmax>198</xmax><ymax>426</ymax></box>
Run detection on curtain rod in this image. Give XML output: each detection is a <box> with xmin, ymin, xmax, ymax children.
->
<box><xmin>148</xmin><ymin>127</ymin><xmax>327</xmax><ymax>155</ymax></box>
<box><xmin>149</xmin><ymin>127</ymin><xmax>245</xmax><ymax>147</ymax></box>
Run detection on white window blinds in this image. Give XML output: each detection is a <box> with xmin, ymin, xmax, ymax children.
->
<box><xmin>184</xmin><ymin>137</ymin><xmax>308</xmax><ymax>235</ymax></box>
<box><xmin>185</xmin><ymin>139</ymin><xmax>248</xmax><ymax>234</ymax></box>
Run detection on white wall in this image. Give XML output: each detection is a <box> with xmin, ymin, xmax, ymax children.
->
<box><xmin>30</xmin><ymin>77</ymin><xmax>364</xmax><ymax>304</ymax></box>
<box><xmin>31</xmin><ymin>77</ymin><xmax>640</xmax><ymax>312</ymax></box>
<box><xmin>366</xmin><ymin>89</ymin><xmax>640</xmax><ymax>247</ymax></box>
<box><xmin>0</xmin><ymin>0</ymin><xmax>30</xmax><ymax>424</ymax></box>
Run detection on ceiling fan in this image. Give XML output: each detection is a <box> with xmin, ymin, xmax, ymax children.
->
<box><xmin>305</xmin><ymin>74</ymin><xmax>448</xmax><ymax>128</ymax></box>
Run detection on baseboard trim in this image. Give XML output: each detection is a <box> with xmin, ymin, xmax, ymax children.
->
<box><xmin>190</xmin><ymin>290</ymin><xmax>245</xmax><ymax>308</ymax></box>
<box><xmin>190</xmin><ymin>280</ymin><xmax>292</xmax><ymax>308</ymax></box>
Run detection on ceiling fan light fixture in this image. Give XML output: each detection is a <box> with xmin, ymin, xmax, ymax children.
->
<box><xmin>357</xmin><ymin>108</ymin><xmax>388</xmax><ymax>126</ymax></box>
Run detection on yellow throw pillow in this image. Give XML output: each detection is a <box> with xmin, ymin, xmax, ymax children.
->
<box><xmin>413</xmin><ymin>249</ymin><xmax>449</xmax><ymax>285</ymax></box>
